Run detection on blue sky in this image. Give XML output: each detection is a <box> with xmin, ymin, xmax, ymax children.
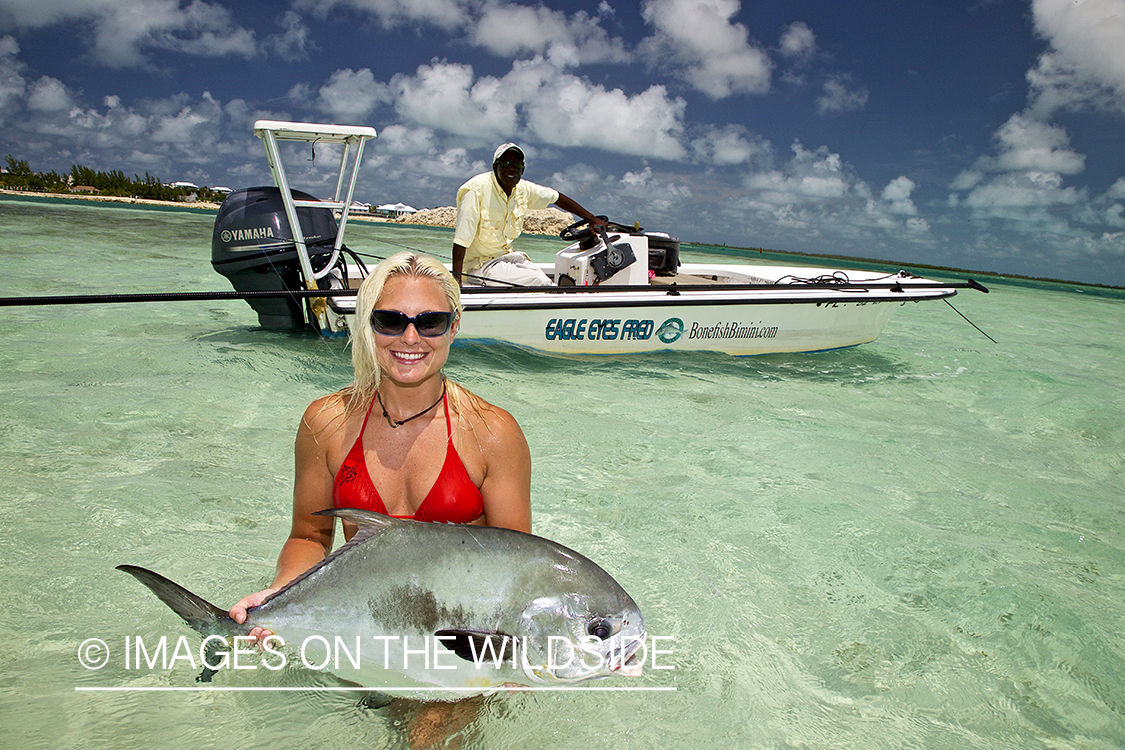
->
<box><xmin>1</xmin><ymin>0</ymin><xmax>1123</xmax><ymax>286</ymax></box>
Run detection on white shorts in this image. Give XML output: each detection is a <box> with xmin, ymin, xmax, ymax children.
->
<box><xmin>468</xmin><ymin>252</ymin><xmax>551</xmax><ymax>287</ymax></box>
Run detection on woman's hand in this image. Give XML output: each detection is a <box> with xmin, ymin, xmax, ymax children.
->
<box><xmin>229</xmin><ymin>588</ymin><xmax>278</xmax><ymax>643</ymax></box>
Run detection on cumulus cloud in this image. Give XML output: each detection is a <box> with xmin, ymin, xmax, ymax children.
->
<box><xmin>387</xmin><ymin>58</ymin><xmax>687</xmax><ymax>159</ymax></box>
<box><xmin>391</xmin><ymin>61</ymin><xmax>521</xmax><ymax>140</ymax></box>
<box><xmin>816</xmin><ymin>75</ymin><xmax>868</xmax><ymax>114</ymax></box>
<box><xmin>25</xmin><ymin>76</ymin><xmax>73</xmax><ymax>112</ymax></box>
<box><xmin>992</xmin><ymin>113</ymin><xmax>1085</xmax><ymax>174</ymax></box>
<box><xmin>316</xmin><ymin>68</ymin><xmax>390</xmax><ymax>122</ymax></box>
<box><xmin>882</xmin><ymin>176</ymin><xmax>918</xmax><ymax>215</ymax></box>
<box><xmin>470</xmin><ymin>1</ymin><xmax>628</xmax><ymax>67</ymax></box>
<box><xmin>374</xmin><ymin>124</ymin><xmax>438</xmax><ymax>156</ymax></box>
<box><xmin>0</xmin><ymin>0</ymin><xmax>260</xmax><ymax>68</ymax></box>
<box><xmin>746</xmin><ymin>142</ymin><xmax>853</xmax><ymax>201</ymax></box>
<box><xmin>640</xmin><ymin>0</ymin><xmax>771</xmax><ymax>98</ymax></box>
<box><xmin>1030</xmin><ymin>0</ymin><xmax>1125</xmax><ymax>114</ymax></box>
<box><xmin>525</xmin><ymin>78</ymin><xmax>686</xmax><ymax>159</ymax></box>
<box><xmin>267</xmin><ymin>10</ymin><xmax>314</xmax><ymax>62</ymax></box>
<box><xmin>724</xmin><ymin>142</ymin><xmax>932</xmax><ymax>244</ymax></box>
<box><xmin>689</xmin><ymin>124</ymin><xmax>771</xmax><ymax>167</ymax></box>
<box><xmin>295</xmin><ymin>0</ymin><xmax>470</xmax><ymax>32</ymax></box>
<box><xmin>938</xmin><ymin>0</ymin><xmax>1121</xmax><ymax>270</ymax></box>
<box><xmin>951</xmin><ymin>111</ymin><xmax>1088</xmax><ymax>226</ymax></box>
<box><xmin>0</xmin><ymin>35</ymin><xmax>26</xmax><ymax>122</ymax></box>
<box><xmin>960</xmin><ymin>171</ymin><xmax>1085</xmax><ymax>225</ymax></box>
<box><xmin>779</xmin><ymin>21</ymin><xmax>816</xmax><ymax>59</ymax></box>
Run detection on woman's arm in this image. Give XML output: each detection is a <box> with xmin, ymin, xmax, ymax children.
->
<box><xmin>230</xmin><ymin>396</ymin><xmax>343</xmax><ymax>631</ymax></box>
<box><xmin>476</xmin><ymin>405</ymin><xmax>533</xmax><ymax>533</ymax></box>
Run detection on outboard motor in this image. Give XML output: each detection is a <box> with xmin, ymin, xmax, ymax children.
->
<box><xmin>211</xmin><ymin>187</ymin><xmax>338</xmax><ymax>330</ymax></box>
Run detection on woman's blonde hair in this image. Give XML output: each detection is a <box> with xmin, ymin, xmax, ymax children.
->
<box><xmin>344</xmin><ymin>252</ymin><xmax>462</xmax><ymax>414</ymax></box>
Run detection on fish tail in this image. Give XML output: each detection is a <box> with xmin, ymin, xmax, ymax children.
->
<box><xmin>116</xmin><ymin>564</ymin><xmax>241</xmax><ymax>637</ymax></box>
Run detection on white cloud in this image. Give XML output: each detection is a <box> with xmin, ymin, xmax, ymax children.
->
<box><xmin>689</xmin><ymin>124</ymin><xmax>771</xmax><ymax>166</ymax></box>
<box><xmin>905</xmin><ymin>217</ymin><xmax>930</xmax><ymax>234</ymax></box>
<box><xmin>882</xmin><ymin>176</ymin><xmax>918</xmax><ymax>215</ymax></box>
<box><xmin>374</xmin><ymin>124</ymin><xmax>437</xmax><ymax>156</ymax></box>
<box><xmin>725</xmin><ymin>142</ymin><xmax>934</xmax><ymax>243</ymax></box>
<box><xmin>743</xmin><ymin>142</ymin><xmax>854</xmax><ymax>205</ymax></box>
<box><xmin>961</xmin><ymin>171</ymin><xmax>1084</xmax><ymax>223</ymax></box>
<box><xmin>0</xmin><ymin>35</ymin><xmax>26</xmax><ymax>122</ymax></box>
<box><xmin>387</xmin><ymin>58</ymin><xmax>687</xmax><ymax>160</ymax></box>
<box><xmin>779</xmin><ymin>21</ymin><xmax>816</xmax><ymax>59</ymax></box>
<box><xmin>0</xmin><ymin>0</ymin><xmax>260</xmax><ymax>68</ymax></box>
<box><xmin>816</xmin><ymin>76</ymin><xmax>868</xmax><ymax>114</ymax></box>
<box><xmin>267</xmin><ymin>11</ymin><xmax>313</xmax><ymax>62</ymax></box>
<box><xmin>25</xmin><ymin>75</ymin><xmax>73</xmax><ymax>112</ymax></box>
<box><xmin>640</xmin><ymin>0</ymin><xmax>771</xmax><ymax>99</ymax></box>
<box><xmin>391</xmin><ymin>61</ymin><xmax>520</xmax><ymax>140</ymax></box>
<box><xmin>525</xmin><ymin>78</ymin><xmax>686</xmax><ymax>159</ymax></box>
<box><xmin>470</xmin><ymin>1</ymin><xmax>628</xmax><ymax>67</ymax></box>
<box><xmin>992</xmin><ymin>113</ymin><xmax>1084</xmax><ymax>174</ymax></box>
<box><xmin>1031</xmin><ymin>0</ymin><xmax>1125</xmax><ymax>112</ymax></box>
<box><xmin>316</xmin><ymin>68</ymin><xmax>390</xmax><ymax>123</ymax></box>
<box><xmin>150</xmin><ymin>92</ymin><xmax>224</xmax><ymax>146</ymax></box>
<box><xmin>295</xmin><ymin>0</ymin><xmax>470</xmax><ymax>32</ymax></box>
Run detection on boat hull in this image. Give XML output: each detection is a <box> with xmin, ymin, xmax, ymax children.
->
<box><xmin>337</xmin><ymin>264</ymin><xmax>957</xmax><ymax>356</ymax></box>
<box><xmin>458</xmin><ymin>297</ymin><xmax>902</xmax><ymax>355</ymax></box>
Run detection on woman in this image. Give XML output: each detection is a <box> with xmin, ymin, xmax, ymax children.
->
<box><xmin>230</xmin><ymin>251</ymin><xmax>532</xmax><ymax>632</ymax></box>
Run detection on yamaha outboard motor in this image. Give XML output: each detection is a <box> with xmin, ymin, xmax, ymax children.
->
<box><xmin>211</xmin><ymin>187</ymin><xmax>338</xmax><ymax>330</ymax></box>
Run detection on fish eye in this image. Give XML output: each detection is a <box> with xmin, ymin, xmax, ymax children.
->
<box><xmin>587</xmin><ymin>619</ymin><xmax>612</xmax><ymax>640</ymax></box>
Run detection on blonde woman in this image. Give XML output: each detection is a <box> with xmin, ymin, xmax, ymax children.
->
<box><xmin>231</xmin><ymin>252</ymin><xmax>532</xmax><ymax>632</ymax></box>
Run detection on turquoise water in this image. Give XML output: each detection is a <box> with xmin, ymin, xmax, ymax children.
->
<box><xmin>1</xmin><ymin>195</ymin><xmax>1123</xmax><ymax>749</ymax></box>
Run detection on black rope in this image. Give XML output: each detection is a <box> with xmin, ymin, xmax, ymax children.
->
<box><xmin>0</xmin><ymin>278</ymin><xmax>990</xmax><ymax>307</ymax></box>
<box><xmin>944</xmin><ymin>299</ymin><xmax>997</xmax><ymax>343</ymax></box>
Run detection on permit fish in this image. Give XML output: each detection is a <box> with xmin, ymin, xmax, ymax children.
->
<box><xmin>118</xmin><ymin>509</ymin><xmax>646</xmax><ymax>697</ymax></box>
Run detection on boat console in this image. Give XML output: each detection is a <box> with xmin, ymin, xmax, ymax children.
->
<box><xmin>554</xmin><ymin>219</ymin><xmax>680</xmax><ymax>286</ymax></box>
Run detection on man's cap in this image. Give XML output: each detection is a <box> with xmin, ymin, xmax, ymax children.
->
<box><xmin>493</xmin><ymin>143</ymin><xmax>524</xmax><ymax>163</ymax></box>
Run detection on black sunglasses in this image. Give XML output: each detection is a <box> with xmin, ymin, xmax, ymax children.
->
<box><xmin>370</xmin><ymin>309</ymin><xmax>454</xmax><ymax>337</ymax></box>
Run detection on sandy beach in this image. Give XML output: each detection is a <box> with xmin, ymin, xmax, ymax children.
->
<box><xmin>0</xmin><ymin>187</ymin><xmax>223</xmax><ymax>211</ymax></box>
<box><xmin>0</xmin><ymin>188</ymin><xmax>576</xmax><ymax>235</ymax></box>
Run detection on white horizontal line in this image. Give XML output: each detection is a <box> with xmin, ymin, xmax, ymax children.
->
<box><xmin>75</xmin><ymin>685</ymin><xmax>675</xmax><ymax>693</ymax></box>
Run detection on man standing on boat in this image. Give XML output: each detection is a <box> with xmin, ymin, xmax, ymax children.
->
<box><xmin>452</xmin><ymin>143</ymin><xmax>604</xmax><ymax>286</ymax></box>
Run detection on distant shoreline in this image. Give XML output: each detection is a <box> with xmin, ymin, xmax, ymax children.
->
<box><xmin>0</xmin><ymin>187</ymin><xmax>223</xmax><ymax>211</ymax></box>
<box><xmin>3</xmin><ymin>188</ymin><xmax>1118</xmax><ymax>290</ymax></box>
<box><xmin>0</xmin><ymin>187</ymin><xmax>571</xmax><ymax>232</ymax></box>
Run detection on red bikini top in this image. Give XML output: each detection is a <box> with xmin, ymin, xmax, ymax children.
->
<box><xmin>332</xmin><ymin>392</ymin><xmax>485</xmax><ymax>523</ymax></box>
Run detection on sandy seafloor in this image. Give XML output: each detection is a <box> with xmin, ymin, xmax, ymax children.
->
<box><xmin>1</xmin><ymin>194</ymin><xmax>1123</xmax><ymax>749</ymax></box>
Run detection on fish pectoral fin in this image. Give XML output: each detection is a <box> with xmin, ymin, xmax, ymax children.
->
<box><xmin>434</xmin><ymin>629</ymin><xmax>517</xmax><ymax>663</ymax></box>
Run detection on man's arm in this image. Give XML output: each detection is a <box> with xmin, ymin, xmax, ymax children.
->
<box><xmin>554</xmin><ymin>192</ymin><xmax>605</xmax><ymax>229</ymax></box>
<box><xmin>452</xmin><ymin>243</ymin><xmax>467</xmax><ymax>284</ymax></box>
<box><xmin>452</xmin><ymin>184</ymin><xmax>481</xmax><ymax>285</ymax></box>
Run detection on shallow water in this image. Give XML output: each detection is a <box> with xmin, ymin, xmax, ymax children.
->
<box><xmin>1</xmin><ymin>195</ymin><xmax>1123</xmax><ymax>749</ymax></box>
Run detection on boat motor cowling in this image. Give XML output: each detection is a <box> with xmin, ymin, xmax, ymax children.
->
<box><xmin>211</xmin><ymin>186</ymin><xmax>338</xmax><ymax>330</ymax></box>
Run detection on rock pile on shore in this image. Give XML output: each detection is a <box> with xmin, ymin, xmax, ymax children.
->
<box><xmin>396</xmin><ymin>206</ymin><xmax>574</xmax><ymax>237</ymax></box>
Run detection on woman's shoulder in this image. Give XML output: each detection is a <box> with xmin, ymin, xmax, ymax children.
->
<box><xmin>300</xmin><ymin>391</ymin><xmax>359</xmax><ymax>441</ymax></box>
<box><xmin>449</xmin><ymin>383</ymin><xmax>526</xmax><ymax>448</ymax></box>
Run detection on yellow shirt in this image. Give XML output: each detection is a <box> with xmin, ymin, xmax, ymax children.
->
<box><xmin>453</xmin><ymin>172</ymin><xmax>559</xmax><ymax>271</ymax></box>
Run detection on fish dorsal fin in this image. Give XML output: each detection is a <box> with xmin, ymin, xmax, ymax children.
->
<box><xmin>434</xmin><ymin>629</ymin><xmax>518</xmax><ymax>664</ymax></box>
<box><xmin>260</xmin><ymin>510</ymin><xmax>408</xmax><ymax>607</ymax></box>
<box><xmin>314</xmin><ymin>507</ymin><xmax>406</xmax><ymax>542</ymax></box>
